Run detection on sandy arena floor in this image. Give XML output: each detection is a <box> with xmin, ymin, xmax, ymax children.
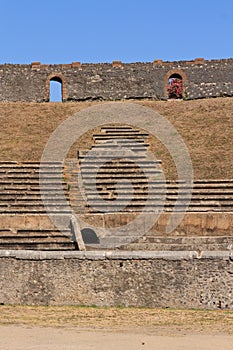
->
<box><xmin>0</xmin><ymin>325</ymin><xmax>233</xmax><ymax>350</ymax></box>
<box><xmin>0</xmin><ymin>305</ymin><xmax>232</xmax><ymax>349</ymax></box>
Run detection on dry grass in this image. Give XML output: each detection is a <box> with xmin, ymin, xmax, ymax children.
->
<box><xmin>0</xmin><ymin>305</ymin><xmax>232</xmax><ymax>333</ymax></box>
<box><xmin>0</xmin><ymin>98</ymin><xmax>232</xmax><ymax>179</ymax></box>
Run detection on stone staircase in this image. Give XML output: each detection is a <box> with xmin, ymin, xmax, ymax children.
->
<box><xmin>77</xmin><ymin>126</ymin><xmax>233</xmax><ymax>214</ymax></box>
<box><xmin>78</xmin><ymin>125</ymin><xmax>163</xmax><ymax>213</ymax></box>
<box><xmin>0</xmin><ymin>161</ymin><xmax>77</xmax><ymax>250</ymax></box>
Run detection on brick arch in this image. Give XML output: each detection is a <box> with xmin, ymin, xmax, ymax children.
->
<box><xmin>45</xmin><ymin>73</ymin><xmax>67</xmax><ymax>101</ymax></box>
<box><xmin>164</xmin><ymin>69</ymin><xmax>187</xmax><ymax>99</ymax></box>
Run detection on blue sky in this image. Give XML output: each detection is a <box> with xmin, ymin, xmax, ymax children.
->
<box><xmin>0</xmin><ymin>0</ymin><xmax>232</xmax><ymax>64</ymax></box>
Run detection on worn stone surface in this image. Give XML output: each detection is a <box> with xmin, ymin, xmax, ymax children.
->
<box><xmin>0</xmin><ymin>251</ymin><xmax>232</xmax><ymax>309</ymax></box>
<box><xmin>0</xmin><ymin>59</ymin><xmax>233</xmax><ymax>101</ymax></box>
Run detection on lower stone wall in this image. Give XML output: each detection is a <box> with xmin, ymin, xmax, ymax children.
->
<box><xmin>0</xmin><ymin>251</ymin><xmax>232</xmax><ymax>309</ymax></box>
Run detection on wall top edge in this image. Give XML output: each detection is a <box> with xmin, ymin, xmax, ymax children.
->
<box><xmin>0</xmin><ymin>250</ymin><xmax>232</xmax><ymax>261</ymax></box>
<box><xmin>0</xmin><ymin>58</ymin><xmax>233</xmax><ymax>67</ymax></box>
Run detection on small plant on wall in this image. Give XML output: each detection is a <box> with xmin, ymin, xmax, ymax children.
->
<box><xmin>168</xmin><ymin>77</ymin><xmax>183</xmax><ymax>99</ymax></box>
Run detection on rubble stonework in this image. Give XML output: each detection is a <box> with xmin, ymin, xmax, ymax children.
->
<box><xmin>0</xmin><ymin>251</ymin><xmax>232</xmax><ymax>309</ymax></box>
<box><xmin>0</xmin><ymin>58</ymin><xmax>233</xmax><ymax>101</ymax></box>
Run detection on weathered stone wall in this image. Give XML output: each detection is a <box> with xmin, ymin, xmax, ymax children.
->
<box><xmin>0</xmin><ymin>58</ymin><xmax>232</xmax><ymax>102</ymax></box>
<box><xmin>0</xmin><ymin>251</ymin><xmax>232</xmax><ymax>309</ymax></box>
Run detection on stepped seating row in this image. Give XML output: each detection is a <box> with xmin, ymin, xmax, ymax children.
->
<box><xmin>0</xmin><ymin>228</ymin><xmax>77</xmax><ymax>250</ymax></box>
<box><xmin>0</xmin><ymin>162</ymin><xmax>77</xmax><ymax>250</ymax></box>
<box><xmin>96</xmin><ymin>235</ymin><xmax>233</xmax><ymax>251</ymax></box>
<box><xmin>0</xmin><ymin>162</ymin><xmax>69</xmax><ymax>213</ymax></box>
<box><xmin>78</xmin><ymin>126</ymin><xmax>233</xmax><ymax>213</ymax></box>
<box><xmin>0</xmin><ymin>123</ymin><xmax>232</xmax><ymax>251</ymax></box>
<box><xmin>76</xmin><ymin>124</ymin><xmax>233</xmax><ymax>251</ymax></box>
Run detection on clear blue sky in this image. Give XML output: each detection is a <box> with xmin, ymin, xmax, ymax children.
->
<box><xmin>0</xmin><ymin>0</ymin><xmax>232</xmax><ymax>64</ymax></box>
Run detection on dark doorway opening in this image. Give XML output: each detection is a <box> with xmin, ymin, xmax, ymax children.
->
<box><xmin>81</xmin><ymin>228</ymin><xmax>100</xmax><ymax>244</ymax></box>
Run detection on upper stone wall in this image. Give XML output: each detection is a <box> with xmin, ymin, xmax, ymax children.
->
<box><xmin>0</xmin><ymin>58</ymin><xmax>233</xmax><ymax>102</ymax></box>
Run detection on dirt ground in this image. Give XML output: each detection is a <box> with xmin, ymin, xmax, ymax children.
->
<box><xmin>0</xmin><ymin>305</ymin><xmax>232</xmax><ymax>349</ymax></box>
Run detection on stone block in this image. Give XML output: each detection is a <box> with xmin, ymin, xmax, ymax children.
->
<box><xmin>31</xmin><ymin>62</ymin><xmax>41</xmax><ymax>70</ymax></box>
<box><xmin>72</xmin><ymin>62</ymin><xmax>81</xmax><ymax>68</ymax></box>
<box><xmin>112</xmin><ymin>61</ymin><xmax>122</xmax><ymax>67</ymax></box>
<box><xmin>194</xmin><ymin>58</ymin><xmax>205</xmax><ymax>64</ymax></box>
<box><xmin>153</xmin><ymin>59</ymin><xmax>163</xmax><ymax>65</ymax></box>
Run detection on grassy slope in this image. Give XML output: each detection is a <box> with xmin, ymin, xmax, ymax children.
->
<box><xmin>0</xmin><ymin>98</ymin><xmax>232</xmax><ymax>179</ymax></box>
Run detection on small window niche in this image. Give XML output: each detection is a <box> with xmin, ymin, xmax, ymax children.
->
<box><xmin>168</xmin><ymin>73</ymin><xmax>183</xmax><ymax>99</ymax></box>
<box><xmin>49</xmin><ymin>77</ymin><xmax>63</xmax><ymax>102</ymax></box>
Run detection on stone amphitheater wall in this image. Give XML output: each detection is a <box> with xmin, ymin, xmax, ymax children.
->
<box><xmin>0</xmin><ymin>58</ymin><xmax>233</xmax><ymax>102</ymax></box>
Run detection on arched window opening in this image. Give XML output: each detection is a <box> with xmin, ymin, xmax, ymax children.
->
<box><xmin>167</xmin><ymin>73</ymin><xmax>183</xmax><ymax>99</ymax></box>
<box><xmin>49</xmin><ymin>77</ymin><xmax>62</xmax><ymax>102</ymax></box>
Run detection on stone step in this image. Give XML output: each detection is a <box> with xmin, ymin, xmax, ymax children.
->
<box><xmin>0</xmin><ymin>196</ymin><xmax>66</xmax><ymax>202</ymax></box>
<box><xmin>95</xmin><ymin>132</ymin><xmax>149</xmax><ymax>136</ymax></box>
<box><xmin>84</xmin><ymin>188</ymin><xmax>233</xmax><ymax>195</ymax></box>
<box><xmin>83</xmin><ymin>179</ymin><xmax>164</xmax><ymax>186</ymax></box>
<box><xmin>86</xmin><ymin>193</ymin><xmax>233</xmax><ymax>200</ymax></box>
<box><xmin>81</xmin><ymin>172</ymin><xmax>162</xmax><ymax>179</ymax></box>
<box><xmin>79</xmin><ymin>162</ymin><xmax>162</xmax><ymax>169</ymax></box>
<box><xmin>89</xmin><ymin>208</ymin><xmax>233</xmax><ymax>214</ymax></box>
<box><xmin>136</xmin><ymin>236</ymin><xmax>233</xmax><ymax>244</ymax></box>
<box><xmin>99</xmin><ymin>135</ymin><xmax>146</xmax><ymax>139</ymax></box>
<box><xmin>121</xmin><ymin>243</ymin><xmax>232</xmax><ymax>250</ymax></box>
<box><xmin>101</xmin><ymin>127</ymin><xmax>138</xmax><ymax>130</ymax></box>
<box><xmin>0</xmin><ymin>168</ymin><xmax>63</xmax><ymax>173</ymax></box>
<box><xmin>0</xmin><ymin>175</ymin><xmax>63</xmax><ymax>180</ymax></box>
<box><xmin>0</xmin><ymin>186</ymin><xmax>68</xmax><ymax>192</ymax></box>
<box><xmin>119</xmin><ymin>242</ymin><xmax>233</xmax><ymax>251</ymax></box>
<box><xmin>0</xmin><ymin>168</ymin><xmax>62</xmax><ymax>173</ymax></box>
<box><xmin>1</xmin><ymin>183</ymin><xmax>68</xmax><ymax>187</ymax></box>
<box><xmin>90</xmin><ymin>235</ymin><xmax>233</xmax><ymax>250</ymax></box>
<box><xmin>93</xmin><ymin>142</ymin><xmax>150</xmax><ymax>147</ymax></box>
<box><xmin>0</xmin><ymin>207</ymin><xmax>71</xmax><ymax>214</ymax></box>
<box><xmin>0</xmin><ymin>234</ymin><xmax>72</xmax><ymax>243</ymax></box>
<box><xmin>17</xmin><ymin>229</ymin><xmax>70</xmax><ymax>236</ymax></box>
<box><xmin>194</xmin><ymin>179</ymin><xmax>233</xmax><ymax>183</ymax></box>
<box><xmin>80</xmin><ymin>163</ymin><xmax>160</xmax><ymax>169</ymax></box>
<box><xmin>0</xmin><ymin>161</ymin><xmax>62</xmax><ymax>166</ymax></box>
<box><xmin>84</xmin><ymin>182</ymin><xmax>233</xmax><ymax>189</ymax></box>
<box><xmin>78</xmin><ymin>150</ymin><xmax>148</xmax><ymax>159</ymax></box>
<box><xmin>0</xmin><ymin>242</ymin><xmax>76</xmax><ymax>250</ymax></box>
<box><xmin>80</xmin><ymin>167</ymin><xmax>160</xmax><ymax>174</ymax></box>
<box><xmin>80</xmin><ymin>159</ymin><xmax>161</xmax><ymax>164</ymax></box>
<box><xmin>87</xmin><ymin>204</ymin><xmax>233</xmax><ymax>213</ymax></box>
<box><xmin>87</xmin><ymin>197</ymin><xmax>233</xmax><ymax>204</ymax></box>
<box><xmin>94</xmin><ymin>138</ymin><xmax>147</xmax><ymax>143</ymax></box>
<box><xmin>0</xmin><ymin>177</ymin><xmax>62</xmax><ymax>182</ymax></box>
<box><xmin>0</xmin><ymin>219</ymin><xmax>77</xmax><ymax>250</ymax></box>
<box><xmin>95</xmin><ymin>137</ymin><xmax>146</xmax><ymax>142</ymax></box>
<box><xmin>0</xmin><ymin>191</ymin><xmax>68</xmax><ymax>197</ymax></box>
<box><xmin>89</xmin><ymin>147</ymin><xmax>149</xmax><ymax>153</ymax></box>
<box><xmin>5</xmin><ymin>201</ymin><xmax>68</xmax><ymax>207</ymax></box>
<box><xmin>101</xmin><ymin>126</ymin><xmax>134</xmax><ymax>130</ymax></box>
